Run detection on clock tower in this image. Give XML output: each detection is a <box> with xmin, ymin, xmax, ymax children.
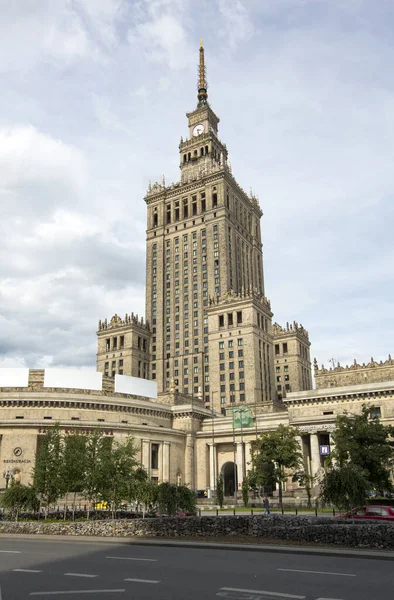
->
<box><xmin>145</xmin><ymin>40</ymin><xmax>279</xmax><ymax>414</ymax></box>
<box><xmin>180</xmin><ymin>40</ymin><xmax>227</xmax><ymax>183</ymax></box>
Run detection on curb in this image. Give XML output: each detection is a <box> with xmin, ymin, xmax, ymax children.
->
<box><xmin>1</xmin><ymin>534</ymin><xmax>394</xmax><ymax>560</ymax></box>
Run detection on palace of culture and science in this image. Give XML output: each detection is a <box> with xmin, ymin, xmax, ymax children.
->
<box><xmin>97</xmin><ymin>41</ymin><xmax>313</xmax><ymax>414</ymax></box>
<box><xmin>2</xmin><ymin>43</ymin><xmax>394</xmax><ymax>496</ymax></box>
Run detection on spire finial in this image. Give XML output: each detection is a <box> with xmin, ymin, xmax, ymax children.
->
<box><xmin>197</xmin><ymin>39</ymin><xmax>208</xmax><ymax>106</ymax></box>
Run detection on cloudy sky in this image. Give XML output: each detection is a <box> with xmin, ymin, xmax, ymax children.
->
<box><xmin>1</xmin><ymin>0</ymin><xmax>393</xmax><ymax>373</ymax></box>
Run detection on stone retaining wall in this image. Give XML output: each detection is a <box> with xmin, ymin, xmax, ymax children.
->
<box><xmin>1</xmin><ymin>515</ymin><xmax>394</xmax><ymax>549</ymax></box>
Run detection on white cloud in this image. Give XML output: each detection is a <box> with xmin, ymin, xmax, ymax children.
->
<box><xmin>1</xmin><ymin>0</ymin><xmax>394</xmax><ymax>373</ymax></box>
<box><xmin>217</xmin><ymin>0</ymin><xmax>254</xmax><ymax>48</ymax></box>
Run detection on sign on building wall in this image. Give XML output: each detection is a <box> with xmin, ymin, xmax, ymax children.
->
<box><xmin>232</xmin><ymin>406</ymin><xmax>254</xmax><ymax>429</ymax></box>
<box><xmin>320</xmin><ymin>445</ymin><xmax>330</xmax><ymax>456</ymax></box>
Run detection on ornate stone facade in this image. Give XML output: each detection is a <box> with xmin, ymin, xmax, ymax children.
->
<box><xmin>314</xmin><ymin>355</ymin><xmax>394</xmax><ymax>389</ymax></box>
<box><xmin>273</xmin><ymin>321</ymin><xmax>312</xmax><ymax>396</ymax></box>
<box><xmin>97</xmin><ymin>42</ymin><xmax>310</xmax><ymax>414</ymax></box>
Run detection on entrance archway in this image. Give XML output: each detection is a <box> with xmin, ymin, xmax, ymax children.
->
<box><xmin>222</xmin><ymin>461</ymin><xmax>237</xmax><ymax>497</ymax></box>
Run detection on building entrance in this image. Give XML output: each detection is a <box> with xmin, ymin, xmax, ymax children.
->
<box><xmin>222</xmin><ymin>461</ymin><xmax>237</xmax><ymax>497</ymax></box>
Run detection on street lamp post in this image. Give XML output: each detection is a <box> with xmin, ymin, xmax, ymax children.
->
<box><xmin>211</xmin><ymin>391</ymin><xmax>218</xmax><ymax>492</ymax></box>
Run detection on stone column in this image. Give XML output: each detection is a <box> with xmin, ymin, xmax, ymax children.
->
<box><xmin>208</xmin><ymin>443</ymin><xmax>217</xmax><ymax>490</ymax></box>
<box><xmin>236</xmin><ymin>442</ymin><xmax>244</xmax><ymax>489</ymax></box>
<box><xmin>310</xmin><ymin>433</ymin><xmax>321</xmax><ymax>478</ymax></box>
<box><xmin>141</xmin><ymin>439</ymin><xmax>150</xmax><ymax>475</ymax></box>
<box><xmin>162</xmin><ymin>442</ymin><xmax>170</xmax><ymax>483</ymax></box>
<box><xmin>185</xmin><ymin>434</ymin><xmax>195</xmax><ymax>490</ymax></box>
<box><xmin>244</xmin><ymin>441</ymin><xmax>253</xmax><ymax>473</ymax></box>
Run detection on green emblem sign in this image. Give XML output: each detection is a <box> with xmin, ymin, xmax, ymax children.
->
<box><xmin>232</xmin><ymin>406</ymin><xmax>254</xmax><ymax>429</ymax></box>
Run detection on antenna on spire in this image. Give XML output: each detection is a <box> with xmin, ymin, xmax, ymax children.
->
<box><xmin>197</xmin><ymin>39</ymin><xmax>208</xmax><ymax>107</ymax></box>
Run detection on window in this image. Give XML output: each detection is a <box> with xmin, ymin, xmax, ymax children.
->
<box><xmin>370</xmin><ymin>407</ymin><xmax>381</xmax><ymax>418</ymax></box>
<box><xmin>237</xmin><ymin>311</ymin><xmax>242</xmax><ymax>325</ymax></box>
<box><xmin>285</xmin><ymin>374</ymin><xmax>289</xmax><ymax>381</ymax></box>
<box><xmin>219</xmin><ymin>341</ymin><xmax>224</xmax><ymax>349</ymax></box>
<box><xmin>237</xmin><ymin>338</ymin><xmax>243</xmax><ymax>346</ymax></box>
<box><xmin>275</xmin><ymin>344</ymin><xmax>280</xmax><ymax>355</ymax></box>
<box><xmin>276</xmin><ymin>366</ymin><xmax>280</xmax><ymax>373</ymax></box>
<box><xmin>219</xmin><ymin>314</ymin><xmax>224</xmax><ymax>327</ymax></box>
<box><xmin>228</xmin><ymin>313</ymin><xmax>233</xmax><ymax>326</ymax></box>
<box><xmin>277</xmin><ymin>376</ymin><xmax>281</xmax><ymax>382</ymax></box>
<box><xmin>283</xmin><ymin>343</ymin><xmax>288</xmax><ymax>354</ymax></box>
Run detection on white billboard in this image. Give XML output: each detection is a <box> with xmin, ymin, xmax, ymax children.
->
<box><xmin>44</xmin><ymin>369</ymin><xmax>102</xmax><ymax>391</ymax></box>
<box><xmin>115</xmin><ymin>374</ymin><xmax>158</xmax><ymax>399</ymax></box>
<box><xmin>0</xmin><ymin>368</ymin><xmax>29</xmax><ymax>387</ymax></box>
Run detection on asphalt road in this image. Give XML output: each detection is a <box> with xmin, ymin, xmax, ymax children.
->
<box><xmin>0</xmin><ymin>536</ymin><xmax>393</xmax><ymax>600</ymax></box>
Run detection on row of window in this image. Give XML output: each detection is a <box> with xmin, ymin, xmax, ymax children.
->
<box><xmin>218</xmin><ymin>311</ymin><xmax>242</xmax><ymax>328</ymax></box>
<box><xmin>275</xmin><ymin>342</ymin><xmax>288</xmax><ymax>355</ymax></box>
<box><xmin>104</xmin><ymin>336</ymin><xmax>148</xmax><ymax>353</ymax></box>
<box><xmin>104</xmin><ymin>359</ymin><xmax>123</xmax><ymax>378</ymax></box>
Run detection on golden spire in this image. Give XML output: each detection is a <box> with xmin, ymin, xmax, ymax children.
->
<box><xmin>197</xmin><ymin>38</ymin><xmax>208</xmax><ymax>106</ymax></box>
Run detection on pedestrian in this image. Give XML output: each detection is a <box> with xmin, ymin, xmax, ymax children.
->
<box><xmin>263</xmin><ymin>496</ymin><xmax>270</xmax><ymax>515</ymax></box>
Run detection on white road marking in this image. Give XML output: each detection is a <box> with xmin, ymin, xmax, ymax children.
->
<box><xmin>30</xmin><ymin>591</ymin><xmax>125</xmax><ymax>596</ymax></box>
<box><xmin>124</xmin><ymin>578</ymin><xmax>160</xmax><ymax>584</ymax></box>
<box><xmin>0</xmin><ymin>550</ymin><xmax>21</xmax><ymax>554</ymax></box>
<box><xmin>13</xmin><ymin>569</ymin><xmax>42</xmax><ymax>573</ymax></box>
<box><xmin>316</xmin><ymin>598</ymin><xmax>345</xmax><ymax>599</ymax></box>
<box><xmin>64</xmin><ymin>573</ymin><xmax>97</xmax><ymax>578</ymax></box>
<box><xmin>106</xmin><ymin>556</ymin><xmax>157</xmax><ymax>562</ymax></box>
<box><xmin>277</xmin><ymin>568</ymin><xmax>356</xmax><ymax>577</ymax></box>
<box><xmin>219</xmin><ymin>588</ymin><xmax>305</xmax><ymax>599</ymax></box>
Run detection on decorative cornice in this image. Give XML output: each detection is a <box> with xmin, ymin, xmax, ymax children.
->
<box><xmin>0</xmin><ymin>394</ymin><xmax>172</xmax><ymax>419</ymax></box>
<box><xmin>273</xmin><ymin>321</ymin><xmax>309</xmax><ymax>342</ymax></box>
<box><xmin>98</xmin><ymin>313</ymin><xmax>150</xmax><ymax>332</ymax></box>
<box><xmin>314</xmin><ymin>354</ymin><xmax>394</xmax><ymax>375</ymax></box>
<box><xmin>284</xmin><ymin>382</ymin><xmax>394</xmax><ymax>406</ymax></box>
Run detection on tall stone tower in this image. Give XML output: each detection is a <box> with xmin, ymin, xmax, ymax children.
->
<box><xmin>97</xmin><ymin>313</ymin><xmax>151</xmax><ymax>379</ymax></box>
<box><xmin>144</xmin><ymin>41</ymin><xmax>276</xmax><ymax>412</ymax></box>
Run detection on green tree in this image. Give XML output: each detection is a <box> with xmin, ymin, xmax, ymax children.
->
<box><xmin>293</xmin><ymin>471</ymin><xmax>315</xmax><ymax>508</ymax></box>
<box><xmin>61</xmin><ymin>434</ymin><xmax>87</xmax><ymax>516</ymax></box>
<box><xmin>157</xmin><ymin>482</ymin><xmax>177</xmax><ymax>515</ymax></box>
<box><xmin>82</xmin><ymin>430</ymin><xmax>109</xmax><ymax>515</ymax></box>
<box><xmin>242</xmin><ymin>477</ymin><xmax>249</xmax><ymax>507</ymax></box>
<box><xmin>320</xmin><ymin>463</ymin><xmax>369</xmax><ymax>510</ymax></box>
<box><xmin>176</xmin><ymin>484</ymin><xmax>196</xmax><ymax>514</ymax></box>
<box><xmin>320</xmin><ymin>406</ymin><xmax>394</xmax><ymax>508</ymax></box>
<box><xmin>216</xmin><ymin>473</ymin><xmax>224</xmax><ymax>509</ymax></box>
<box><xmin>0</xmin><ymin>482</ymin><xmax>39</xmax><ymax>521</ymax></box>
<box><xmin>129</xmin><ymin>467</ymin><xmax>158</xmax><ymax>517</ymax></box>
<box><xmin>251</xmin><ymin>425</ymin><xmax>304</xmax><ymax>509</ymax></box>
<box><xmin>33</xmin><ymin>424</ymin><xmax>65</xmax><ymax>513</ymax></box>
<box><xmin>156</xmin><ymin>483</ymin><xmax>196</xmax><ymax>515</ymax></box>
<box><xmin>104</xmin><ymin>437</ymin><xmax>138</xmax><ymax>517</ymax></box>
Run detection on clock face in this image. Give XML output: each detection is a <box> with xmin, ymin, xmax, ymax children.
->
<box><xmin>193</xmin><ymin>124</ymin><xmax>204</xmax><ymax>136</ymax></box>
